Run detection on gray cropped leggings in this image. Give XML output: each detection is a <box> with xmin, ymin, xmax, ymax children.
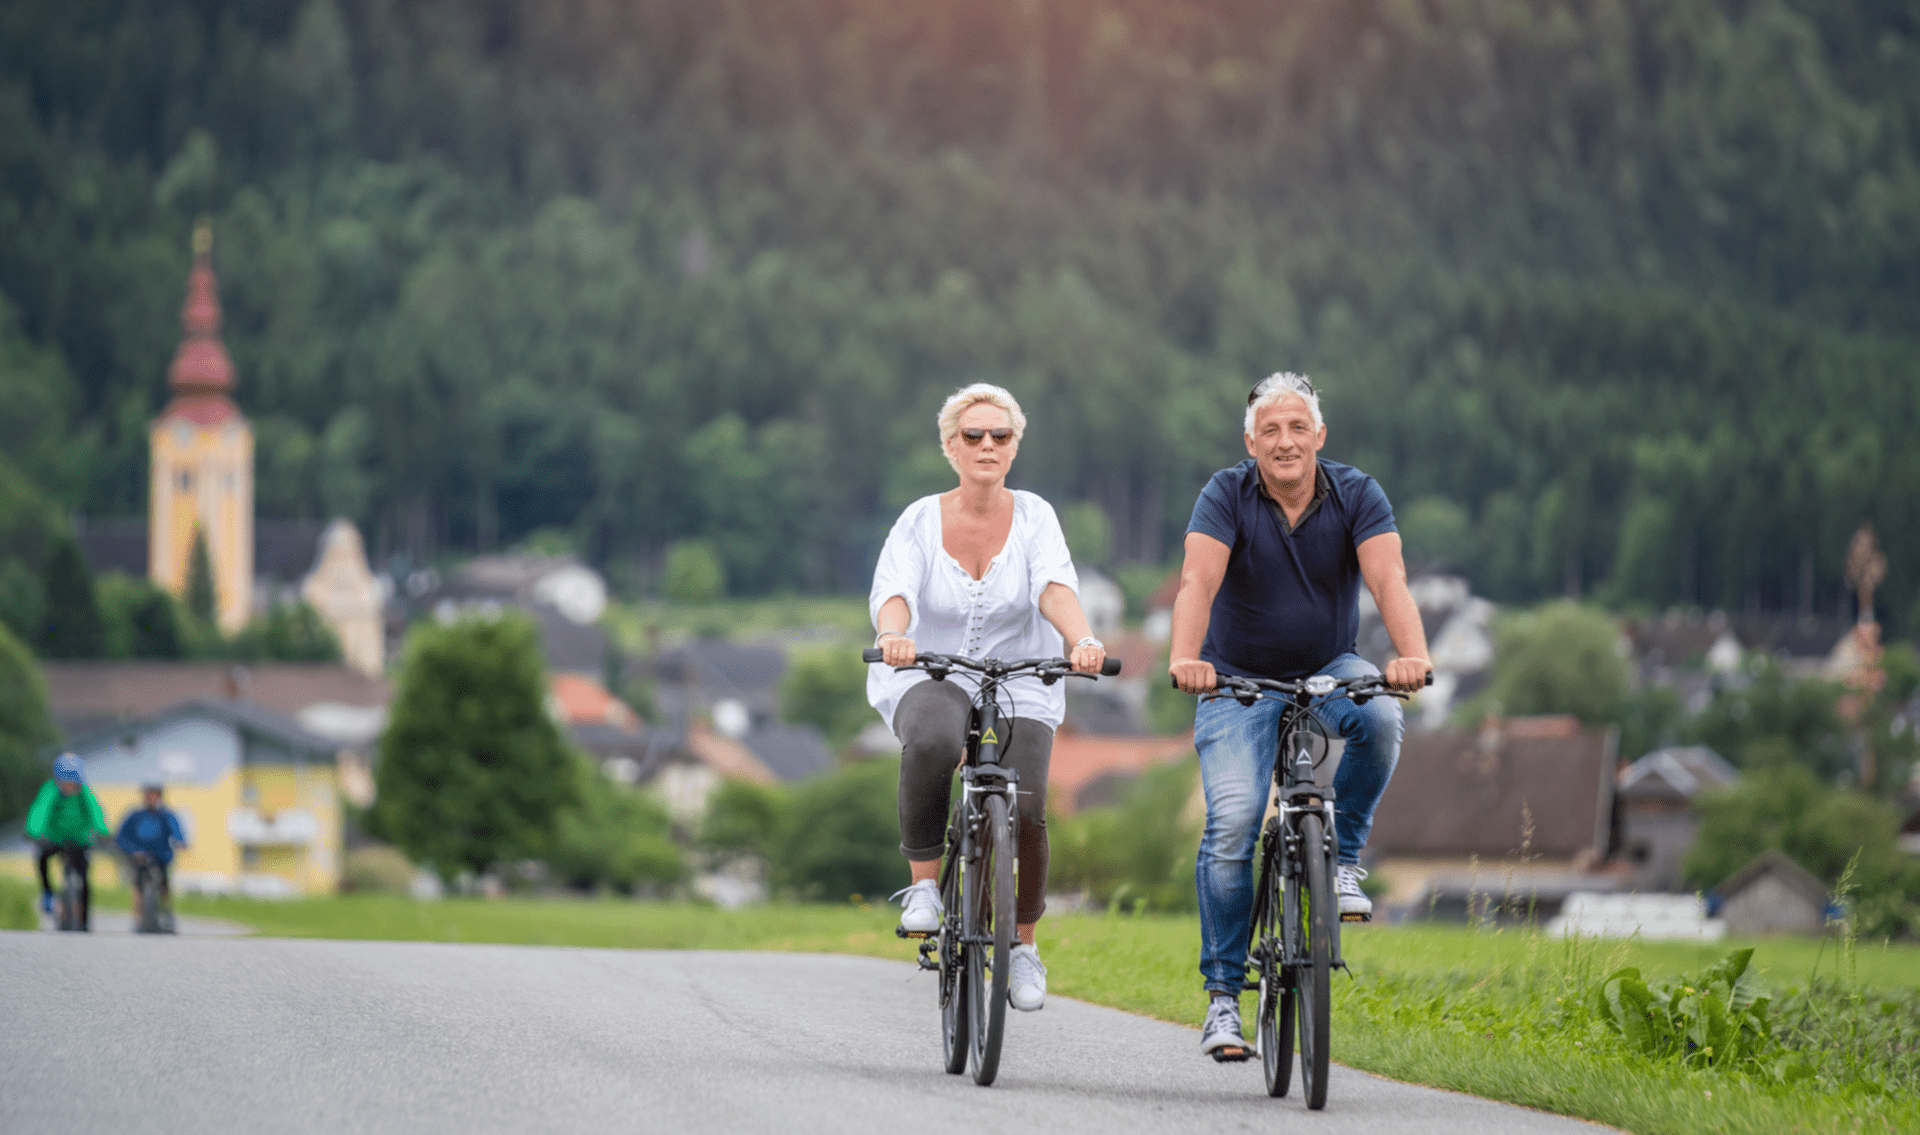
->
<box><xmin>895</xmin><ymin>678</ymin><xmax>1054</xmax><ymax>924</ymax></box>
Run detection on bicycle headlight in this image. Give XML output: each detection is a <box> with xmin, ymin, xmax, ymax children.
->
<box><xmin>1305</xmin><ymin>675</ymin><xmax>1337</xmax><ymax>696</ymax></box>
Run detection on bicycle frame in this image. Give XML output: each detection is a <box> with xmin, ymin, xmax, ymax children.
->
<box><xmin>1258</xmin><ymin>687</ymin><xmax>1345</xmax><ymax>976</ymax></box>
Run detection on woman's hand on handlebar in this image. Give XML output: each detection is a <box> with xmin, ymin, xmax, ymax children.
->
<box><xmin>878</xmin><ymin>632</ymin><xmax>917</xmax><ymax>669</ymax></box>
<box><xmin>1169</xmin><ymin>656</ymin><xmax>1217</xmax><ymax>695</ymax></box>
<box><xmin>1070</xmin><ymin>640</ymin><xmax>1107</xmax><ymax>675</ymax></box>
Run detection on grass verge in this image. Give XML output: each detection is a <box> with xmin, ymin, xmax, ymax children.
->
<box><xmin>171</xmin><ymin>894</ymin><xmax>1919</xmax><ymax>1134</ymax></box>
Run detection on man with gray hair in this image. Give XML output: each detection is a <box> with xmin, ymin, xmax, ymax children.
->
<box><xmin>1168</xmin><ymin>372</ymin><xmax>1431</xmax><ymax>1058</ymax></box>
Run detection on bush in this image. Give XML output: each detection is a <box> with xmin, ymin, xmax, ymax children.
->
<box><xmin>767</xmin><ymin>757</ymin><xmax>902</xmax><ymax>902</ymax></box>
<box><xmin>779</xmin><ymin>648</ymin><xmax>873</xmax><ymax>750</ymax></box>
<box><xmin>226</xmin><ymin>602</ymin><xmax>343</xmax><ymax>663</ymax></box>
<box><xmin>0</xmin><ymin>874</ymin><xmax>37</xmax><ymax>930</ymax></box>
<box><xmin>1050</xmin><ymin>755</ymin><xmax>1200</xmax><ymax>912</ymax></box>
<box><xmin>342</xmin><ymin>845</ymin><xmax>417</xmax><ymax>894</ymax></box>
<box><xmin>699</xmin><ymin>778</ymin><xmax>785</xmax><ymax>859</ymax></box>
<box><xmin>1465</xmin><ymin>601</ymin><xmax>1630</xmax><ymax>725</ymax></box>
<box><xmin>548</xmin><ymin>757</ymin><xmax>683</xmax><ymax>894</ymax></box>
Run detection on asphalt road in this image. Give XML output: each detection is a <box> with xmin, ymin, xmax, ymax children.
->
<box><xmin>1</xmin><ymin>934</ymin><xmax>1612</xmax><ymax>1135</ymax></box>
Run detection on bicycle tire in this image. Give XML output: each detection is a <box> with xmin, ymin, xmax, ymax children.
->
<box><xmin>61</xmin><ymin>861</ymin><xmax>82</xmax><ymax>932</ymax></box>
<box><xmin>940</xmin><ymin>826</ymin><xmax>970</xmax><ymax>1075</ymax></box>
<box><xmin>138</xmin><ymin>868</ymin><xmax>160</xmax><ymax>934</ymax></box>
<box><xmin>967</xmin><ymin>791</ymin><xmax>1014</xmax><ymax>1086</ymax></box>
<box><xmin>1297</xmin><ymin>811</ymin><xmax>1333</xmax><ymax>1110</ymax></box>
<box><xmin>1257</xmin><ymin>837</ymin><xmax>1294</xmax><ymax>1098</ymax></box>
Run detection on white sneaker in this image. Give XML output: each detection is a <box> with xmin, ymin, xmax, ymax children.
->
<box><xmin>891</xmin><ymin>880</ymin><xmax>943</xmax><ymax>934</ymax></box>
<box><xmin>1335</xmin><ymin>865</ymin><xmax>1373</xmax><ymax>919</ymax></box>
<box><xmin>1008</xmin><ymin>944</ymin><xmax>1046</xmax><ymax>1011</ymax></box>
<box><xmin>1200</xmin><ymin>998</ymin><xmax>1248</xmax><ymax>1056</ymax></box>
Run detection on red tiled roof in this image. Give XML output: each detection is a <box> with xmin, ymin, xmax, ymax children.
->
<box><xmin>1047</xmin><ymin>732</ymin><xmax>1194</xmax><ymax>814</ymax></box>
<box><xmin>166</xmin><ymin>235</ymin><xmax>235</xmax><ymax>395</ymax></box>
<box><xmin>41</xmin><ymin>662</ymin><xmax>390</xmax><ymax>733</ymax></box>
<box><xmin>548</xmin><ymin>673</ymin><xmax>641</xmax><ymax>732</ymax></box>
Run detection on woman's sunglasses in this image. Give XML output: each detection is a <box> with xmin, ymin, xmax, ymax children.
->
<box><xmin>959</xmin><ymin>428</ymin><xmax>1015</xmax><ymax>446</ymax></box>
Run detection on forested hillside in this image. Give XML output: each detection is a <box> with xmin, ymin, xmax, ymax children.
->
<box><xmin>1</xmin><ymin>0</ymin><xmax>1916</xmax><ymax>626</ymax></box>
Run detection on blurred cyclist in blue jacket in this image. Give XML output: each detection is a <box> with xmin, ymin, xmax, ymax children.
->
<box><xmin>115</xmin><ymin>783</ymin><xmax>188</xmax><ymax>901</ymax></box>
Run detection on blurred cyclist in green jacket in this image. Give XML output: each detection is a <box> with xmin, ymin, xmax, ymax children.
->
<box><xmin>25</xmin><ymin>753</ymin><xmax>111</xmax><ymax>924</ymax></box>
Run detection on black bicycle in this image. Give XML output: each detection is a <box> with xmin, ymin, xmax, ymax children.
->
<box><xmin>864</xmin><ymin>647</ymin><xmax>1121</xmax><ymax>1086</ymax></box>
<box><xmin>51</xmin><ymin>843</ymin><xmax>89</xmax><ymax>932</ymax></box>
<box><xmin>130</xmin><ymin>853</ymin><xmax>175</xmax><ymax>935</ymax></box>
<box><xmin>1197</xmin><ymin>670</ymin><xmax>1425</xmax><ymax>1108</ymax></box>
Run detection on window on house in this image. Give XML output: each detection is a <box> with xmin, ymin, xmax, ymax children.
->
<box><xmin>178</xmin><ymin>469</ymin><xmax>194</xmax><ymax>491</ymax></box>
<box><xmin>241</xmin><ymin>847</ymin><xmax>260</xmax><ymax>869</ymax></box>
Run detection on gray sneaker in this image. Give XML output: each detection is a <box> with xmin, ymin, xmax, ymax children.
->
<box><xmin>1335</xmin><ymin>865</ymin><xmax>1373</xmax><ymax>919</ymax></box>
<box><xmin>1200</xmin><ymin>998</ymin><xmax>1250</xmax><ymax>1058</ymax></box>
<box><xmin>891</xmin><ymin>880</ymin><xmax>943</xmax><ymax>934</ymax></box>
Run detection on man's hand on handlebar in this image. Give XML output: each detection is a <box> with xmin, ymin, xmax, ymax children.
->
<box><xmin>1169</xmin><ymin>656</ymin><xmax>1216</xmax><ymax>696</ymax></box>
<box><xmin>1384</xmin><ymin>656</ymin><xmax>1433</xmax><ymax>692</ymax></box>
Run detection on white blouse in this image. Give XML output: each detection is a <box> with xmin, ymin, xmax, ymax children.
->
<box><xmin>866</xmin><ymin>491</ymin><xmax>1081</xmax><ymax>732</ymax></box>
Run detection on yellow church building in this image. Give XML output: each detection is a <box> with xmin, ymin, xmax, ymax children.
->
<box><xmin>149</xmin><ymin>222</ymin><xmax>253</xmax><ymax>634</ymax></box>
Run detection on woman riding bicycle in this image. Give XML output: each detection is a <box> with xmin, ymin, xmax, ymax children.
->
<box><xmin>868</xmin><ymin>383</ymin><xmax>1107</xmax><ymax>1013</ymax></box>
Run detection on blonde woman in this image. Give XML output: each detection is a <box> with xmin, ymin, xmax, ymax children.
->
<box><xmin>867</xmin><ymin>383</ymin><xmax>1106</xmax><ymax>1012</ymax></box>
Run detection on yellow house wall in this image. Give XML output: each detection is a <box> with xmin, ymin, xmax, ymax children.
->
<box><xmin>239</xmin><ymin>763</ymin><xmax>343</xmax><ymax>894</ymax></box>
<box><xmin>149</xmin><ymin>414</ymin><xmax>254</xmax><ymax>632</ymax></box>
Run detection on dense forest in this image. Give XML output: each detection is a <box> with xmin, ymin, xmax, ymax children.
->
<box><xmin>1</xmin><ymin>0</ymin><xmax>1916</xmax><ymax>628</ymax></box>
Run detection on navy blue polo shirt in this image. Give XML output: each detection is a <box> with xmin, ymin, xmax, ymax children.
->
<box><xmin>1186</xmin><ymin>458</ymin><xmax>1397</xmax><ymax>680</ymax></box>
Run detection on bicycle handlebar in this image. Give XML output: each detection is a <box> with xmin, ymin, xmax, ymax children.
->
<box><xmin>862</xmin><ymin>648</ymin><xmax>1122</xmax><ymax>678</ymax></box>
<box><xmin>1169</xmin><ymin>669</ymin><xmax>1432</xmax><ymax>699</ymax></box>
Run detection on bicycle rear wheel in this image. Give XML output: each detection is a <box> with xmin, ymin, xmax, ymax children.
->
<box><xmin>940</xmin><ymin>827</ymin><xmax>970</xmax><ymax>1075</ymax></box>
<box><xmin>966</xmin><ymin>791</ymin><xmax>1014</xmax><ymax>1086</ymax></box>
<box><xmin>1296</xmin><ymin>812</ymin><xmax>1333</xmax><ymax>1109</ymax></box>
<box><xmin>60</xmin><ymin>861</ymin><xmax>83</xmax><ymax>932</ymax></box>
<box><xmin>1256</xmin><ymin>833</ymin><xmax>1294</xmax><ymax>1098</ymax></box>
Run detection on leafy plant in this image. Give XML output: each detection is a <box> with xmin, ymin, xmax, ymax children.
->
<box><xmin>1592</xmin><ymin>949</ymin><xmax>1790</xmax><ymax>1075</ymax></box>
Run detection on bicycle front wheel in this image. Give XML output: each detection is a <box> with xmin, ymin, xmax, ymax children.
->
<box><xmin>967</xmin><ymin>791</ymin><xmax>1014</xmax><ymax>1086</ymax></box>
<box><xmin>1296</xmin><ymin>811</ymin><xmax>1333</xmax><ymax>1110</ymax></box>
<box><xmin>1257</xmin><ymin>832</ymin><xmax>1294</xmax><ymax>1098</ymax></box>
<box><xmin>940</xmin><ymin>833</ymin><xmax>969</xmax><ymax>1075</ymax></box>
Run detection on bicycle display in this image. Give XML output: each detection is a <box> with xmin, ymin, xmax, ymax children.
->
<box><xmin>864</xmin><ymin>647</ymin><xmax>1121</xmax><ymax>1086</ymax></box>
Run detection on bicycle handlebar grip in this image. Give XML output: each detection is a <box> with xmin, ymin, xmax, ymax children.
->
<box><xmin>1100</xmin><ymin>657</ymin><xmax>1123</xmax><ymax>676</ymax></box>
<box><xmin>1424</xmin><ymin>670</ymin><xmax>1434</xmax><ymax>687</ymax></box>
<box><xmin>861</xmin><ymin>648</ymin><xmax>884</xmax><ymax>664</ymax></box>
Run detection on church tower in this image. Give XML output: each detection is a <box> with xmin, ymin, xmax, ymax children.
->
<box><xmin>150</xmin><ymin>222</ymin><xmax>253</xmax><ymax>632</ymax></box>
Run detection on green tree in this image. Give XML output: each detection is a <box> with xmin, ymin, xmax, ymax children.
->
<box><xmin>661</xmin><ymin>540</ymin><xmax>724</xmax><ymax>604</ymax></box>
<box><xmin>767</xmin><ymin>757</ymin><xmax>902</xmax><ymax>901</ymax></box>
<box><xmin>37</xmin><ymin>532</ymin><xmax>104</xmax><ymax>658</ymax></box>
<box><xmin>1689</xmin><ymin>659</ymin><xmax>1849</xmax><ymax>778</ymax></box>
<box><xmin>374</xmin><ymin>612</ymin><xmax>576</xmax><ymax>882</ymax></box>
<box><xmin>1471</xmin><ymin>602</ymin><xmax>1631</xmax><ymax>725</ymax></box>
<box><xmin>1061</xmin><ymin>501</ymin><xmax>1112</xmax><ymax>568</ymax></box>
<box><xmin>779</xmin><ymin>648</ymin><xmax>873</xmax><ymax>750</ymax></box>
<box><xmin>547</xmin><ymin>756</ymin><xmax>682</xmax><ymax>893</ymax></box>
<box><xmin>97</xmin><ymin>574</ymin><xmax>187</xmax><ymax>660</ymax></box>
<box><xmin>0</xmin><ymin>620</ymin><xmax>58</xmax><ymax>824</ymax></box>
<box><xmin>227</xmin><ymin>603</ymin><xmax>343</xmax><ymax>663</ymax></box>
<box><xmin>184</xmin><ymin>528</ymin><xmax>217</xmax><ymax>626</ymax></box>
<box><xmin>699</xmin><ymin>778</ymin><xmax>785</xmax><ymax>859</ymax></box>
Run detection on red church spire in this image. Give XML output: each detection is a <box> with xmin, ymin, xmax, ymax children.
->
<box><xmin>162</xmin><ymin>221</ymin><xmax>239</xmax><ymax>422</ymax></box>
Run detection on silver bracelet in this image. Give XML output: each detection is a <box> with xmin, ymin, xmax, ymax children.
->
<box><xmin>1074</xmin><ymin>636</ymin><xmax>1104</xmax><ymax>651</ymax></box>
<box><xmin>875</xmin><ymin>630</ymin><xmax>904</xmax><ymax>647</ymax></box>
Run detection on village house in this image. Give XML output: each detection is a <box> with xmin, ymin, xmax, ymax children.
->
<box><xmin>1613</xmin><ymin>745</ymin><xmax>1740</xmax><ymax>893</ymax></box>
<box><xmin>1710</xmin><ymin>849</ymin><xmax>1831</xmax><ymax>936</ymax></box>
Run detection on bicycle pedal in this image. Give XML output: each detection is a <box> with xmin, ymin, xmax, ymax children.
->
<box><xmin>1210</xmin><ymin>1046</ymin><xmax>1254</xmax><ymax>1063</ymax></box>
<box><xmin>895</xmin><ymin>927</ymin><xmax>935</xmax><ymax>939</ymax></box>
<box><xmin>1340</xmin><ymin>912</ymin><xmax>1371</xmax><ymax>923</ymax></box>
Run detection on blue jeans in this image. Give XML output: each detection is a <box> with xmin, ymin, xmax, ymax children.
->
<box><xmin>1193</xmin><ymin>652</ymin><xmax>1404</xmax><ymax>994</ymax></box>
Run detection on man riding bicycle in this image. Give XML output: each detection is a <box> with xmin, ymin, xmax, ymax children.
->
<box><xmin>116</xmin><ymin>782</ymin><xmax>189</xmax><ymax>905</ymax></box>
<box><xmin>26</xmin><ymin>753</ymin><xmax>112</xmax><ymax>925</ymax></box>
<box><xmin>1168</xmin><ymin>373</ymin><xmax>1432</xmax><ymax>1057</ymax></box>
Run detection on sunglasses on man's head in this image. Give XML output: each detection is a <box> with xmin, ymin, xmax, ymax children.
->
<box><xmin>1247</xmin><ymin>375</ymin><xmax>1316</xmax><ymax>405</ymax></box>
<box><xmin>960</xmin><ymin>427</ymin><xmax>1014</xmax><ymax>446</ymax></box>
